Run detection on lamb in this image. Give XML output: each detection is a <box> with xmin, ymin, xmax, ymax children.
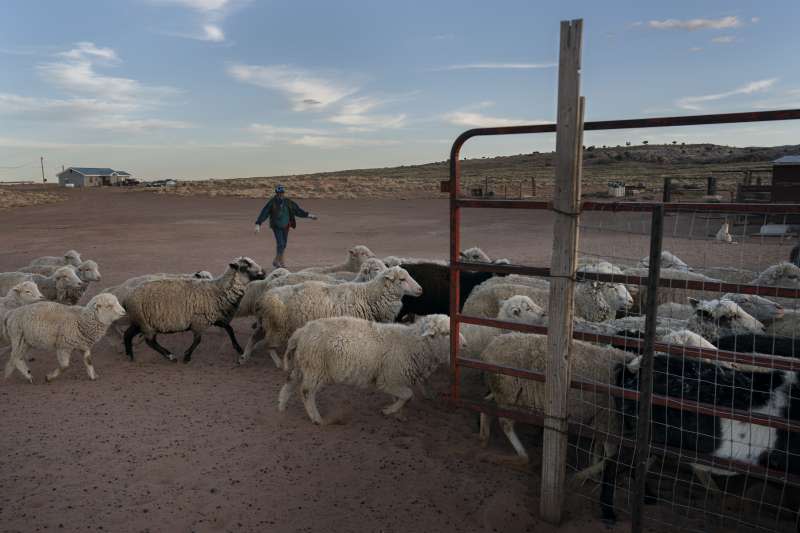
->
<box><xmin>27</xmin><ymin>249</ymin><xmax>82</xmax><ymax>268</ymax></box>
<box><xmin>478</xmin><ymin>332</ymin><xmax>634</xmax><ymax>523</ymax></box>
<box><xmin>331</xmin><ymin>258</ymin><xmax>388</xmax><ymax>281</ymax></box>
<box><xmin>460</xmin><ymin>295</ymin><xmax>546</xmax><ymax>359</ymax></box>
<box><xmin>624</xmin><ymin>267</ymin><xmax>722</xmax><ymax>313</ymax></box>
<box><xmin>750</xmin><ymin>262</ymin><xmax>800</xmax><ymax>289</ymax></box>
<box><xmin>235</xmin><ymin>271</ymin><xmax>340</xmax><ymax>320</ymax></box>
<box><xmin>0</xmin><ymin>267</ymin><xmax>84</xmax><ymax>305</ymax></box>
<box><xmin>19</xmin><ymin>259</ymin><xmax>102</xmax><ymax>283</ymax></box>
<box><xmin>278</xmin><ymin>314</ymin><xmax>461</xmax><ymax>423</ymax></box>
<box><xmin>242</xmin><ymin>266</ymin><xmax>422</xmax><ymax>368</ymax></box>
<box><xmin>459</xmin><ymin>247</ymin><xmax>492</xmax><ymax>263</ymax></box>
<box><xmin>123</xmin><ymin>257</ymin><xmax>266</xmax><ymax>363</ymax></box>
<box><xmin>715</xmin><ymin>221</ymin><xmax>734</xmax><ymax>243</ymax></box>
<box><xmin>462</xmin><ymin>282</ymin><xmax>614</xmax><ymax>323</ymax></box>
<box><xmin>616</xmin><ymin>355</ymin><xmax>800</xmax><ymax>496</ymax></box>
<box><xmin>4</xmin><ymin>293</ymin><xmax>126</xmax><ymax>383</ymax></box>
<box><xmin>0</xmin><ymin>282</ymin><xmax>46</xmax><ymax>346</ymax></box>
<box><xmin>395</xmin><ymin>262</ymin><xmax>504</xmax><ymax>322</ymax></box>
<box><xmin>658</xmin><ymin>294</ymin><xmax>784</xmax><ymax>324</ymax></box>
<box><xmin>301</xmin><ymin>245</ymin><xmax>375</xmax><ymax>274</ymax></box>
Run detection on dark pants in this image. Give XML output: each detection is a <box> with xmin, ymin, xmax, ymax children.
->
<box><xmin>272</xmin><ymin>226</ymin><xmax>289</xmax><ymax>254</ymax></box>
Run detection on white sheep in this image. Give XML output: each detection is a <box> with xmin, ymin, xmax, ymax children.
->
<box><xmin>460</xmin><ymin>295</ymin><xmax>546</xmax><ymax>359</ymax></box>
<box><xmin>27</xmin><ymin>249</ymin><xmax>82</xmax><ymax>268</ymax></box>
<box><xmin>478</xmin><ymin>332</ymin><xmax>631</xmax><ymax>473</ymax></box>
<box><xmin>658</xmin><ymin>294</ymin><xmax>784</xmax><ymax>324</ymax></box>
<box><xmin>236</xmin><ymin>270</ymin><xmax>340</xmax><ymax>320</ymax></box>
<box><xmin>715</xmin><ymin>221</ymin><xmax>734</xmax><ymax>244</ymax></box>
<box><xmin>459</xmin><ymin>247</ymin><xmax>492</xmax><ymax>263</ymax></box>
<box><xmin>18</xmin><ymin>260</ymin><xmax>102</xmax><ymax>283</ymax></box>
<box><xmin>242</xmin><ymin>266</ymin><xmax>423</xmax><ymax>368</ymax></box>
<box><xmin>123</xmin><ymin>258</ymin><xmax>266</xmax><ymax>362</ymax></box>
<box><xmin>102</xmin><ymin>271</ymin><xmax>215</xmax><ymax>350</ymax></box>
<box><xmin>0</xmin><ymin>267</ymin><xmax>84</xmax><ymax>305</ymax></box>
<box><xmin>766</xmin><ymin>310</ymin><xmax>800</xmax><ymax>337</ymax></box>
<box><xmin>0</xmin><ymin>282</ymin><xmax>46</xmax><ymax>347</ymax></box>
<box><xmin>278</xmin><ymin>314</ymin><xmax>461</xmax><ymax>423</ymax></box>
<box><xmin>301</xmin><ymin>245</ymin><xmax>376</xmax><ymax>274</ymax></box>
<box><xmin>382</xmin><ymin>256</ymin><xmax>448</xmax><ymax>267</ymax></box>
<box><xmin>750</xmin><ymin>262</ymin><xmax>800</xmax><ymax>289</ymax></box>
<box><xmin>624</xmin><ymin>266</ymin><xmax>722</xmax><ymax>312</ymax></box>
<box><xmin>331</xmin><ymin>258</ymin><xmax>388</xmax><ymax>281</ymax></box>
<box><xmin>4</xmin><ymin>293</ymin><xmax>126</xmax><ymax>383</ymax></box>
<box><xmin>462</xmin><ymin>281</ymin><xmax>614</xmax><ymax>323</ymax></box>
<box><xmin>638</xmin><ymin>251</ymin><xmax>691</xmax><ymax>272</ymax></box>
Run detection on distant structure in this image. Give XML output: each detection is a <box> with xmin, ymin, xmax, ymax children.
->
<box><xmin>57</xmin><ymin>167</ymin><xmax>132</xmax><ymax>187</ymax></box>
<box><xmin>772</xmin><ymin>156</ymin><xmax>800</xmax><ymax>203</ymax></box>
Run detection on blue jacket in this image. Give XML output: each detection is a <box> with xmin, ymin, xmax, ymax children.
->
<box><xmin>255</xmin><ymin>196</ymin><xmax>310</xmax><ymax>229</ymax></box>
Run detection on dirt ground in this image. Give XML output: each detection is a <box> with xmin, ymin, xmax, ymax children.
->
<box><xmin>0</xmin><ymin>188</ymin><xmax>795</xmax><ymax>533</ymax></box>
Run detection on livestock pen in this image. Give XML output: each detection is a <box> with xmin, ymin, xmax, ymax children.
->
<box><xmin>445</xmin><ymin>19</ymin><xmax>800</xmax><ymax>533</ymax></box>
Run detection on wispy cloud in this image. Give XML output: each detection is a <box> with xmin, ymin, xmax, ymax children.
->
<box><xmin>442</xmin><ymin>102</ymin><xmax>549</xmax><ymax>128</ymax></box>
<box><xmin>327</xmin><ymin>97</ymin><xmax>407</xmax><ymax>130</ymax></box>
<box><xmin>751</xmin><ymin>17</ymin><xmax>761</xmax><ymax>24</ymax></box>
<box><xmin>0</xmin><ymin>43</ymin><xmax>187</xmax><ymax>133</ymax></box>
<box><xmin>151</xmin><ymin>0</ymin><xmax>244</xmax><ymax>42</ymax></box>
<box><xmin>290</xmin><ymin>135</ymin><xmax>398</xmax><ymax>149</ymax></box>
<box><xmin>677</xmin><ymin>78</ymin><xmax>778</xmax><ymax>110</ymax></box>
<box><xmin>689</xmin><ymin>46</ymin><xmax>703</xmax><ymax>52</ymax></box>
<box><xmin>229</xmin><ymin>64</ymin><xmax>358</xmax><ymax>111</ymax></box>
<box><xmin>248</xmin><ymin>122</ymin><xmax>397</xmax><ymax>149</ymax></box>
<box><xmin>647</xmin><ymin>16</ymin><xmax>741</xmax><ymax>30</ymax></box>
<box><xmin>711</xmin><ymin>35</ymin><xmax>735</xmax><ymax>44</ymax></box>
<box><xmin>433</xmin><ymin>62</ymin><xmax>556</xmax><ymax>71</ymax></box>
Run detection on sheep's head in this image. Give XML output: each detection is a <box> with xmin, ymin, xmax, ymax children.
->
<box><xmin>498</xmin><ymin>295</ymin><xmax>545</xmax><ymax>324</ymax></box>
<box><xmin>88</xmin><ymin>293</ymin><xmax>126</xmax><ymax>324</ymax></box>
<box><xmin>383</xmin><ymin>267</ymin><xmax>423</xmax><ymax>297</ymax></box>
<box><xmin>419</xmin><ymin>314</ymin><xmax>465</xmax><ymax>357</ymax></box>
<box><xmin>53</xmin><ymin>266</ymin><xmax>83</xmax><ymax>289</ymax></box>
<box><xmin>64</xmin><ymin>249</ymin><xmax>82</xmax><ymax>267</ymax></box>
<box><xmin>348</xmin><ymin>245</ymin><xmax>376</xmax><ymax>268</ymax></box>
<box><xmin>75</xmin><ymin>260</ymin><xmax>101</xmax><ymax>282</ymax></box>
<box><xmin>751</xmin><ymin>262</ymin><xmax>800</xmax><ymax>289</ymax></box>
<box><xmin>721</xmin><ymin>293</ymin><xmax>784</xmax><ymax>323</ymax></box>
<box><xmin>459</xmin><ymin>247</ymin><xmax>491</xmax><ymax>263</ymax></box>
<box><xmin>9</xmin><ymin>281</ymin><xmax>45</xmax><ymax>305</ymax></box>
<box><xmin>355</xmin><ymin>258</ymin><xmax>387</xmax><ymax>282</ymax></box>
<box><xmin>659</xmin><ymin>329</ymin><xmax>716</xmax><ymax>350</ymax></box>
<box><xmin>688</xmin><ymin>298</ymin><xmax>765</xmax><ymax>339</ymax></box>
<box><xmin>229</xmin><ymin>256</ymin><xmax>266</xmax><ymax>281</ymax></box>
<box><xmin>381</xmin><ymin>256</ymin><xmax>402</xmax><ymax>268</ymax></box>
<box><xmin>193</xmin><ymin>270</ymin><xmax>214</xmax><ymax>279</ymax></box>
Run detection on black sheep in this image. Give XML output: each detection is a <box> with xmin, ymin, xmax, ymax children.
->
<box><xmin>716</xmin><ymin>334</ymin><xmax>800</xmax><ymax>358</ymax></box>
<box><xmin>616</xmin><ymin>354</ymin><xmax>800</xmax><ymax>475</ymax></box>
<box><xmin>396</xmin><ymin>262</ymin><xmax>503</xmax><ymax>322</ymax></box>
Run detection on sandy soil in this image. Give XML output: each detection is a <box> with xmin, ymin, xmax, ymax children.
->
<box><xmin>0</xmin><ymin>185</ymin><xmax>64</xmax><ymax>209</ymax></box>
<box><xmin>0</xmin><ymin>188</ymin><xmax>795</xmax><ymax>532</ymax></box>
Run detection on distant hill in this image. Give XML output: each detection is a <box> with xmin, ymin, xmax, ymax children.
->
<box><xmin>161</xmin><ymin>143</ymin><xmax>800</xmax><ymax>200</ymax></box>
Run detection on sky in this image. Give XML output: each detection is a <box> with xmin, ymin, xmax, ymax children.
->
<box><xmin>1</xmin><ymin>0</ymin><xmax>799</xmax><ymax>182</ymax></box>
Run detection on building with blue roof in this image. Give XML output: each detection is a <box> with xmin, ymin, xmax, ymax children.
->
<box><xmin>57</xmin><ymin>167</ymin><xmax>132</xmax><ymax>187</ymax></box>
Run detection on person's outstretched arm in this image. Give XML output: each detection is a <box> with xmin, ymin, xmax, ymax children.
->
<box><xmin>290</xmin><ymin>200</ymin><xmax>317</xmax><ymax>220</ymax></box>
<box><xmin>255</xmin><ymin>199</ymin><xmax>273</xmax><ymax>232</ymax></box>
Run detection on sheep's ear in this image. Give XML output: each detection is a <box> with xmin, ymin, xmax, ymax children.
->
<box><xmin>229</xmin><ymin>262</ymin><xmax>239</xmax><ymax>270</ymax></box>
<box><xmin>626</xmin><ymin>356</ymin><xmax>643</xmax><ymax>373</ymax></box>
<box><xmin>688</xmin><ymin>297</ymin><xmax>700</xmax><ymax>308</ymax></box>
<box><xmin>11</xmin><ymin>286</ymin><xmax>21</xmax><ymax>295</ymax></box>
<box><xmin>349</xmin><ymin>249</ymin><xmax>356</xmax><ymax>257</ymax></box>
<box><xmin>421</xmin><ymin>323</ymin><xmax>437</xmax><ymax>337</ymax></box>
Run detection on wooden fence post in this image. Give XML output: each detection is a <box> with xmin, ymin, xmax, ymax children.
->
<box><xmin>662</xmin><ymin>177</ymin><xmax>672</xmax><ymax>202</ymax></box>
<box><xmin>540</xmin><ymin>18</ymin><xmax>584</xmax><ymax>525</ymax></box>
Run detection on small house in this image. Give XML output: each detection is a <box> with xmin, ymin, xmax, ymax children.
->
<box><xmin>57</xmin><ymin>167</ymin><xmax>132</xmax><ymax>187</ymax></box>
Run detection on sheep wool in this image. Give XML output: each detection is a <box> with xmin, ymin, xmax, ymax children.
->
<box><xmin>278</xmin><ymin>314</ymin><xmax>458</xmax><ymax>423</ymax></box>
<box><xmin>242</xmin><ymin>266</ymin><xmax>422</xmax><ymax>367</ymax></box>
<box><xmin>123</xmin><ymin>257</ymin><xmax>266</xmax><ymax>362</ymax></box>
<box><xmin>4</xmin><ymin>293</ymin><xmax>125</xmax><ymax>383</ymax></box>
<box><xmin>0</xmin><ymin>266</ymin><xmax>84</xmax><ymax>305</ymax></box>
<box><xmin>0</xmin><ymin>282</ymin><xmax>46</xmax><ymax>345</ymax></box>
<box><xmin>302</xmin><ymin>245</ymin><xmax>375</xmax><ymax>274</ymax></box>
<box><xmin>27</xmin><ymin>249</ymin><xmax>82</xmax><ymax>268</ymax></box>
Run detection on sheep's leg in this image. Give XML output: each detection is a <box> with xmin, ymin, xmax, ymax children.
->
<box><xmin>599</xmin><ymin>456</ymin><xmax>619</xmax><ymax>525</ymax></box>
<box><xmin>239</xmin><ymin>326</ymin><xmax>266</xmax><ymax>364</ymax></box>
<box><xmin>479</xmin><ymin>413</ymin><xmax>493</xmax><ymax>448</ymax></box>
<box><xmin>499</xmin><ymin>417</ymin><xmax>528</xmax><ymax>461</ymax></box>
<box><xmin>381</xmin><ymin>385</ymin><xmax>413</xmax><ymax>416</ymax></box>
<box><xmin>12</xmin><ymin>355</ymin><xmax>33</xmax><ymax>383</ymax></box>
<box><xmin>182</xmin><ymin>330</ymin><xmax>202</xmax><ymax>363</ymax></box>
<box><xmin>46</xmin><ymin>349</ymin><xmax>71</xmax><ymax>382</ymax></box>
<box><xmin>6</xmin><ymin>342</ymin><xmax>32</xmax><ymax>383</ymax></box>
<box><xmin>82</xmin><ymin>350</ymin><xmax>97</xmax><ymax>380</ymax></box>
<box><xmin>123</xmin><ymin>324</ymin><xmax>141</xmax><ymax>361</ymax></box>
<box><xmin>301</xmin><ymin>386</ymin><xmax>324</xmax><ymax>425</ymax></box>
<box><xmin>144</xmin><ymin>334</ymin><xmax>176</xmax><ymax>362</ymax></box>
<box><xmin>214</xmin><ymin>320</ymin><xmax>243</xmax><ymax>355</ymax></box>
<box><xmin>278</xmin><ymin>369</ymin><xmax>299</xmax><ymax>412</ymax></box>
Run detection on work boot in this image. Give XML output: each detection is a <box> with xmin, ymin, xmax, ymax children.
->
<box><xmin>277</xmin><ymin>252</ymin><xmax>285</xmax><ymax>268</ymax></box>
<box><xmin>272</xmin><ymin>254</ymin><xmax>281</xmax><ymax>269</ymax></box>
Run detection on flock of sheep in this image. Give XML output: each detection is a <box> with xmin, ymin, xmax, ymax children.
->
<box><xmin>2</xmin><ymin>244</ymin><xmax>800</xmax><ymax>524</ymax></box>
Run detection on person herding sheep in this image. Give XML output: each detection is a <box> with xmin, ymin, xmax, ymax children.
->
<box><xmin>254</xmin><ymin>184</ymin><xmax>318</xmax><ymax>269</ymax></box>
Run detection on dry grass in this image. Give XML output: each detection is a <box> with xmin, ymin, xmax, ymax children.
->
<box><xmin>0</xmin><ymin>186</ymin><xmax>64</xmax><ymax>209</ymax></box>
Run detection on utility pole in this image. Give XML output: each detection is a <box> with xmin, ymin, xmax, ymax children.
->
<box><xmin>40</xmin><ymin>156</ymin><xmax>46</xmax><ymax>184</ymax></box>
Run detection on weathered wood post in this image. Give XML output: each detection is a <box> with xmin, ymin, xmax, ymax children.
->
<box><xmin>707</xmin><ymin>175</ymin><xmax>717</xmax><ymax>196</ymax></box>
<box><xmin>662</xmin><ymin>177</ymin><xmax>672</xmax><ymax>202</ymax></box>
<box><xmin>540</xmin><ymin>18</ymin><xmax>584</xmax><ymax>525</ymax></box>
